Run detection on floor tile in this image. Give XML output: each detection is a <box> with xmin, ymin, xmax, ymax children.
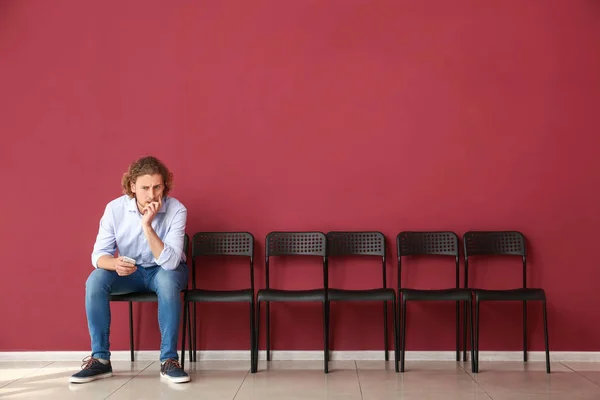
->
<box><xmin>0</xmin><ymin>361</ymin><xmax>152</xmax><ymax>399</ymax></box>
<box><xmin>107</xmin><ymin>361</ymin><xmax>248</xmax><ymax>400</ymax></box>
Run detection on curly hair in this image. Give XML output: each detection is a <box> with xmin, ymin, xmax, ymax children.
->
<box><xmin>121</xmin><ymin>156</ymin><xmax>173</xmax><ymax>198</ymax></box>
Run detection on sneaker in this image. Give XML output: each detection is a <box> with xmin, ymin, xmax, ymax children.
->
<box><xmin>69</xmin><ymin>356</ymin><xmax>112</xmax><ymax>383</ymax></box>
<box><xmin>160</xmin><ymin>359</ymin><xmax>190</xmax><ymax>383</ymax></box>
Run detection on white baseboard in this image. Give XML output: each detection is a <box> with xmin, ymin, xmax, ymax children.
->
<box><xmin>1</xmin><ymin>350</ymin><xmax>599</xmax><ymax>362</ymax></box>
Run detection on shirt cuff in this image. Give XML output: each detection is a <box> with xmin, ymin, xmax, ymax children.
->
<box><xmin>154</xmin><ymin>246</ymin><xmax>178</xmax><ymax>270</ymax></box>
<box><xmin>92</xmin><ymin>252</ymin><xmax>113</xmax><ymax>269</ymax></box>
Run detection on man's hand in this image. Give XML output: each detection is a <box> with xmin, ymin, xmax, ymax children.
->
<box><xmin>141</xmin><ymin>197</ymin><xmax>162</xmax><ymax>227</ymax></box>
<box><xmin>114</xmin><ymin>256</ymin><xmax>137</xmax><ymax>276</ymax></box>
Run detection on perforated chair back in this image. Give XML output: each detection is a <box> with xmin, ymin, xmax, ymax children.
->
<box><xmin>327</xmin><ymin>231</ymin><xmax>385</xmax><ymax>257</ymax></box>
<box><xmin>266</xmin><ymin>232</ymin><xmax>326</xmax><ymax>257</ymax></box>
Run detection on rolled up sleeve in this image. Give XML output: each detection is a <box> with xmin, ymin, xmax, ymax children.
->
<box><xmin>91</xmin><ymin>204</ymin><xmax>117</xmax><ymax>268</ymax></box>
<box><xmin>154</xmin><ymin>206</ymin><xmax>187</xmax><ymax>271</ymax></box>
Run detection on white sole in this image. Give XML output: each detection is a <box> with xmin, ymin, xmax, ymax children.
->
<box><xmin>69</xmin><ymin>372</ymin><xmax>112</xmax><ymax>384</ymax></box>
<box><xmin>160</xmin><ymin>373</ymin><xmax>190</xmax><ymax>383</ymax></box>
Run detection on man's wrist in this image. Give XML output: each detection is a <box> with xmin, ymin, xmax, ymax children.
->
<box><xmin>142</xmin><ymin>223</ymin><xmax>153</xmax><ymax>232</ymax></box>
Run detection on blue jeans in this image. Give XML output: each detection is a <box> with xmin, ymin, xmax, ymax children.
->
<box><xmin>85</xmin><ymin>263</ymin><xmax>189</xmax><ymax>362</ymax></box>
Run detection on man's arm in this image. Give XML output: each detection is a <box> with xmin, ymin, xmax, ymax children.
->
<box><xmin>143</xmin><ymin>223</ymin><xmax>164</xmax><ymax>260</ymax></box>
<box><xmin>142</xmin><ymin>203</ymin><xmax>187</xmax><ymax>271</ymax></box>
<box><xmin>91</xmin><ymin>204</ymin><xmax>117</xmax><ymax>268</ymax></box>
<box><xmin>91</xmin><ymin>203</ymin><xmax>136</xmax><ymax>275</ymax></box>
<box><xmin>97</xmin><ymin>255</ymin><xmax>117</xmax><ymax>270</ymax></box>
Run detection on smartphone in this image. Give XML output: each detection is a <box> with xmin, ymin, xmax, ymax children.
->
<box><xmin>122</xmin><ymin>256</ymin><xmax>136</xmax><ymax>265</ymax></box>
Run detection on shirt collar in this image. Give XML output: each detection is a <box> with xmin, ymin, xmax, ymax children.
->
<box><xmin>127</xmin><ymin>196</ymin><xmax>138</xmax><ymax>213</ymax></box>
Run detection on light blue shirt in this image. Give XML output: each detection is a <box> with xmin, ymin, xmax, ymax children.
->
<box><xmin>91</xmin><ymin>195</ymin><xmax>187</xmax><ymax>270</ymax></box>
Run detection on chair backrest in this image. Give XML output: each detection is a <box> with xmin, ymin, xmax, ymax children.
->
<box><xmin>462</xmin><ymin>231</ymin><xmax>526</xmax><ymax>289</ymax></box>
<box><xmin>264</xmin><ymin>231</ymin><xmax>327</xmax><ymax>290</ymax></box>
<box><xmin>396</xmin><ymin>231</ymin><xmax>460</xmax><ymax>290</ymax></box>
<box><xmin>191</xmin><ymin>232</ymin><xmax>255</xmax><ymax>291</ymax></box>
<box><xmin>463</xmin><ymin>231</ymin><xmax>525</xmax><ymax>257</ymax></box>
<box><xmin>192</xmin><ymin>232</ymin><xmax>254</xmax><ymax>257</ymax></box>
<box><xmin>326</xmin><ymin>231</ymin><xmax>387</xmax><ymax>288</ymax></box>
<box><xmin>266</xmin><ymin>232</ymin><xmax>326</xmax><ymax>257</ymax></box>
<box><xmin>326</xmin><ymin>231</ymin><xmax>385</xmax><ymax>257</ymax></box>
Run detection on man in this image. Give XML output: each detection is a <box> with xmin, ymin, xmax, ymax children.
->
<box><xmin>70</xmin><ymin>156</ymin><xmax>190</xmax><ymax>384</ymax></box>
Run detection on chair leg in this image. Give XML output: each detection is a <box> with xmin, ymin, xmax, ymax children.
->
<box><xmin>323</xmin><ymin>301</ymin><xmax>329</xmax><ymax>374</ymax></box>
<box><xmin>462</xmin><ymin>300</ymin><xmax>467</xmax><ymax>362</ymax></box>
<box><xmin>475</xmin><ymin>299</ymin><xmax>480</xmax><ymax>373</ymax></box>
<box><xmin>129</xmin><ymin>302</ymin><xmax>134</xmax><ymax>362</ymax></box>
<box><xmin>393</xmin><ymin>297</ymin><xmax>399</xmax><ymax>373</ymax></box>
<box><xmin>250</xmin><ymin>301</ymin><xmax>257</xmax><ymax>373</ymax></box>
<box><xmin>542</xmin><ymin>300</ymin><xmax>551</xmax><ymax>373</ymax></box>
<box><xmin>455</xmin><ymin>300</ymin><xmax>460</xmax><ymax>361</ymax></box>
<box><xmin>397</xmin><ymin>294</ymin><xmax>401</xmax><ymax>366</ymax></box>
<box><xmin>266</xmin><ymin>301</ymin><xmax>271</xmax><ymax>362</ymax></box>
<box><xmin>383</xmin><ymin>300</ymin><xmax>389</xmax><ymax>361</ymax></box>
<box><xmin>400</xmin><ymin>299</ymin><xmax>407</xmax><ymax>372</ymax></box>
<box><xmin>469</xmin><ymin>299</ymin><xmax>475</xmax><ymax>373</ymax></box>
<box><xmin>327</xmin><ymin>301</ymin><xmax>331</xmax><ymax>365</ymax></box>
<box><xmin>523</xmin><ymin>300</ymin><xmax>528</xmax><ymax>362</ymax></box>
<box><xmin>192</xmin><ymin>303</ymin><xmax>197</xmax><ymax>362</ymax></box>
<box><xmin>187</xmin><ymin>305</ymin><xmax>193</xmax><ymax>363</ymax></box>
<box><xmin>181</xmin><ymin>301</ymin><xmax>187</xmax><ymax>369</ymax></box>
<box><xmin>256</xmin><ymin>301</ymin><xmax>261</xmax><ymax>372</ymax></box>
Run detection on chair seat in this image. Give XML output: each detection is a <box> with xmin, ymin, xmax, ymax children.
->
<box><xmin>401</xmin><ymin>288</ymin><xmax>472</xmax><ymax>301</ymax></box>
<box><xmin>109</xmin><ymin>289</ymin><xmax>187</xmax><ymax>302</ymax></box>
<box><xmin>109</xmin><ymin>292</ymin><xmax>158</xmax><ymax>302</ymax></box>
<box><xmin>474</xmin><ymin>288</ymin><xmax>546</xmax><ymax>302</ymax></box>
<box><xmin>185</xmin><ymin>289</ymin><xmax>253</xmax><ymax>303</ymax></box>
<box><xmin>257</xmin><ymin>289</ymin><xmax>325</xmax><ymax>302</ymax></box>
<box><xmin>328</xmin><ymin>288</ymin><xmax>395</xmax><ymax>302</ymax></box>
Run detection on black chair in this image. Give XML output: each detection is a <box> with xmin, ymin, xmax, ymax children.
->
<box><xmin>463</xmin><ymin>231</ymin><xmax>550</xmax><ymax>373</ymax></box>
<box><xmin>109</xmin><ymin>233</ymin><xmax>192</xmax><ymax>362</ymax></box>
<box><xmin>180</xmin><ymin>232</ymin><xmax>256</xmax><ymax>373</ymax></box>
<box><xmin>326</xmin><ymin>231</ymin><xmax>399</xmax><ymax>372</ymax></box>
<box><xmin>397</xmin><ymin>231</ymin><xmax>474</xmax><ymax>373</ymax></box>
<box><xmin>255</xmin><ymin>232</ymin><xmax>328</xmax><ymax>373</ymax></box>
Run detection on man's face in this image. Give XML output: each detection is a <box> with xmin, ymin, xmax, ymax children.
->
<box><xmin>131</xmin><ymin>174</ymin><xmax>164</xmax><ymax>208</ymax></box>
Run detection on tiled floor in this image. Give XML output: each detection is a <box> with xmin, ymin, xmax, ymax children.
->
<box><xmin>1</xmin><ymin>360</ymin><xmax>600</xmax><ymax>399</ymax></box>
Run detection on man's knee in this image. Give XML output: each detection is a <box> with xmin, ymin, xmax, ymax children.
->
<box><xmin>86</xmin><ymin>268</ymin><xmax>114</xmax><ymax>296</ymax></box>
<box><xmin>154</xmin><ymin>268</ymin><xmax>186</xmax><ymax>296</ymax></box>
